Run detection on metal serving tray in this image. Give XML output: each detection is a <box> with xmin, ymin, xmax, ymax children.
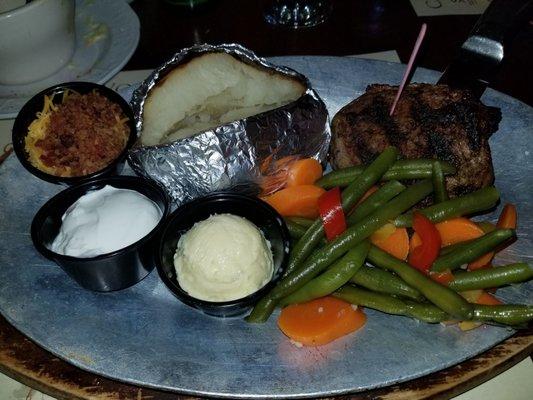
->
<box><xmin>0</xmin><ymin>56</ymin><xmax>531</xmax><ymax>398</ymax></box>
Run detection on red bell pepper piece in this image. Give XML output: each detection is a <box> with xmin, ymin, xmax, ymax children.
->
<box><xmin>408</xmin><ymin>212</ymin><xmax>441</xmax><ymax>273</ymax></box>
<box><xmin>318</xmin><ymin>187</ymin><xmax>347</xmax><ymax>241</ymax></box>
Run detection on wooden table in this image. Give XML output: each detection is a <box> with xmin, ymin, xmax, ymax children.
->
<box><xmin>0</xmin><ymin>313</ymin><xmax>531</xmax><ymax>399</ymax></box>
<box><xmin>1</xmin><ymin>1</ymin><xmax>532</xmax><ymax>398</ymax></box>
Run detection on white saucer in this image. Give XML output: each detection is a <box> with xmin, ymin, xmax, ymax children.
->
<box><xmin>0</xmin><ymin>0</ymin><xmax>140</xmax><ymax>119</ymax></box>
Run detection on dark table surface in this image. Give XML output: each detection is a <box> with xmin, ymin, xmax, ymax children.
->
<box><xmin>126</xmin><ymin>0</ymin><xmax>533</xmax><ymax>107</ymax></box>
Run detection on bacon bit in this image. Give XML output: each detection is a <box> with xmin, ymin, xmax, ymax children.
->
<box><xmin>30</xmin><ymin>91</ymin><xmax>129</xmax><ymax>177</ymax></box>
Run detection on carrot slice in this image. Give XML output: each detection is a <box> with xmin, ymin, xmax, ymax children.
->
<box><xmin>469</xmin><ymin>205</ymin><xmax>518</xmax><ymax>270</ymax></box>
<box><xmin>429</xmin><ymin>270</ymin><xmax>454</xmax><ymax>286</ymax></box>
<box><xmin>476</xmin><ymin>291</ymin><xmax>502</xmax><ymax>306</ymax></box>
<box><xmin>497</xmin><ymin>204</ymin><xmax>517</xmax><ymax>229</ymax></box>
<box><xmin>277</xmin><ymin>296</ymin><xmax>366</xmax><ymax>347</ymax></box>
<box><xmin>260</xmin><ymin>157</ymin><xmax>323</xmax><ymax>195</ymax></box>
<box><xmin>286</xmin><ymin>158</ymin><xmax>323</xmax><ymax>187</ymax></box>
<box><xmin>410</xmin><ymin>217</ymin><xmax>485</xmax><ymax>251</ymax></box>
<box><xmin>355</xmin><ymin>185</ymin><xmax>379</xmax><ymax>207</ymax></box>
<box><xmin>260</xmin><ymin>155</ymin><xmax>299</xmax><ymax>195</ymax></box>
<box><xmin>467</xmin><ymin>253</ymin><xmax>494</xmax><ymax>270</ymax></box>
<box><xmin>409</xmin><ymin>218</ymin><xmax>495</xmax><ymax>269</ymax></box>
<box><xmin>371</xmin><ymin>225</ymin><xmax>409</xmax><ymax>260</ymax></box>
<box><xmin>458</xmin><ymin>290</ymin><xmax>502</xmax><ymax>330</ymax></box>
<box><xmin>262</xmin><ymin>185</ymin><xmax>326</xmax><ymax>218</ymax></box>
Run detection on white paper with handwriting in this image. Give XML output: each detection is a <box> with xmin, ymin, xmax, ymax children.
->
<box><xmin>409</xmin><ymin>0</ymin><xmax>491</xmax><ymax>16</ymax></box>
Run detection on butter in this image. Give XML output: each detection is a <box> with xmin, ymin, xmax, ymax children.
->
<box><xmin>173</xmin><ymin>214</ymin><xmax>274</xmax><ymax>302</ymax></box>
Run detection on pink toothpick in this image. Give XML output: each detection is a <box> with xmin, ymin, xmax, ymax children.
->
<box><xmin>389</xmin><ymin>23</ymin><xmax>427</xmax><ymax>116</ymax></box>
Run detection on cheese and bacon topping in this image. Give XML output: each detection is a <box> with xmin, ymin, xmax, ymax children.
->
<box><xmin>25</xmin><ymin>90</ymin><xmax>130</xmax><ymax>177</ymax></box>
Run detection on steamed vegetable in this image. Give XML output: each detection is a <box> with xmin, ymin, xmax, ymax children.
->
<box><xmin>262</xmin><ymin>185</ymin><xmax>325</xmax><ymax>218</ymax></box>
<box><xmin>285</xmin><ymin>147</ymin><xmax>398</xmax><ymax>276</ymax></box>
<box><xmin>394</xmin><ymin>187</ymin><xmax>500</xmax><ymax>227</ymax></box>
<box><xmin>318</xmin><ymin>187</ymin><xmax>347</xmax><ymax>242</ymax></box>
<box><xmin>279</xmin><ymin>241</ymin><xmax>369</xmax><ymax>307</ymax></box>
<box><xmin>370</xmin><ymin>225</ymin><xmax>409</xmax><ymax>261</ymax></box>
<box><xmin>316</xmin><ymin>159</ymin><xmax>456</xmax><ymax>189</ymax></box>
<box><xmin>431</xmin><ymin>229</ymin><xmax>515</xmax><ymax>272</ymax></box>
<box><xmin>247</xmin><ymin>179</ymin><xmax>432</xmax><ymax>323</ymax></box>
<box><xmin>277</xmin><ymin>296</ymin><xmax>366</xmax><ymax>346</ymax></box>
<box><xmin>408</xmin><ymin>213</ymin><xmax>441</xmax><ymax>272</ymax></box>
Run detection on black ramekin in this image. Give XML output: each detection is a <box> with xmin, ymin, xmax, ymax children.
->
<box><xmin>12</xmin><ymin>81</ymin><xmax>137</xmax><ymax>185</ymax></box>
<box><xmin>31</xmin><ymin>176</ymin><xmax>170</xmax><ymax>291</ymax></box>
<box><xmin>157</xmin><ymin>192</ymin><xmax>290</xmax><ymax>318</ymax></box>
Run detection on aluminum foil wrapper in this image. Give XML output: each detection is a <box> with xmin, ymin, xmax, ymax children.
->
<box><xmin>128</xmin><ymin>43</ymin><xmax>330</xmax><ymax>205</ymax></box>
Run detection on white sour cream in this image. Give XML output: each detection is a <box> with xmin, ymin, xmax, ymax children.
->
<box><xmin>173</xmin><ymin>214</ymin><xmax>274</xmax><ymax>302</ymax></box>
<box><xmin>51</xmin><ymin>185</ymin><xmax>162</xmax><ymax>257</ymax></box>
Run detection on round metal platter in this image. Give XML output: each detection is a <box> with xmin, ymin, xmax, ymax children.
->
<box><xmin>0</xmin><ymin>56</ymin><xmax>531</xmax><ymax>398</ymax></box>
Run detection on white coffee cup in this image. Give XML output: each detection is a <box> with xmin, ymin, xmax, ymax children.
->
<box><xmin>0</xmin><ymin>0</ymin><xmax>75</xmax><ymax>85</ymax></box>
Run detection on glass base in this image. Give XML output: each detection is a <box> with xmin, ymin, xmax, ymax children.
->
<box><xmin>264</xmin><ymin>1</ymin><xmax>332</xmax><ymax>28</ymax></box>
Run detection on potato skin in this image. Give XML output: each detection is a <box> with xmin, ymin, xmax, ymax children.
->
<box><xmin>140</xmin><ymin>52</ymin><xmax>306</xmax><ymax>146</ymax></box>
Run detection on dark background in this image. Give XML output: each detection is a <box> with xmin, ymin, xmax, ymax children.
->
<box><xmin>125</xmin><ymin>0</ymin><xmax>533</xmax><ymax>106</ymax></box>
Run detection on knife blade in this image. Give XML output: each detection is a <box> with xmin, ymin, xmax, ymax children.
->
<box><xmin>438</xmin><ymin>0</ymin><xmax>533</xmax><ymax>98</ymax></box>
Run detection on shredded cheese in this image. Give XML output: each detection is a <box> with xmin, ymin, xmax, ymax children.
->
<box><xmin>24</xmin><ymin>94</ymin><xmax>68</xmax><ymax>175</ymax></box>
<box><xmin>24</xmin><ymin>90</ymin><xmax>128</xmax><ymax>177</ymax></box>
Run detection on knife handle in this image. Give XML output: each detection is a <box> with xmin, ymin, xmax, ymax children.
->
<box><xmin>439</xmin><ymin>0</ymin><xmax>533</xmax><ymax>96</ymax></box>
<box><xmin>466</xmin><ymin>0</ymin><xmax>532</xmax><ymax>63</ymax></box>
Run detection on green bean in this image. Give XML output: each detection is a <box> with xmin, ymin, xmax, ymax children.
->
<box><xmin>279</xmin><ymin>241</ymin><xmax>370</xmax><ymax>307</ymax></box>
<box><xmin>404</xmin><ymin>300</ymin><xmax>451</xmax><ymax>323</ymax></box>
<box><xmin>333</xmin><ymin>286</ymin><xmax>448</xmax><ymax>323</ymax></box>
<box><xmin>431</xmin><ymin>229</ymin><xmax>515</xmax><ymax>272</ymax></box>
<box><xmin>367</xmin><ymin>246</ymin><xmax>473</xmax><ymax>319</ymax></box>
<box><xmin>448</xmin><ymin>263</ymin><xmax>533</xmax><ymax>291</ymax></box>
<box><xmin>285</xmin><ymin>219</ymin><xmax>308</xmax><ymax>240</ymax></box>
<box><xmin>285</xmin><ymin>147</ymin><xmax>398</xmax><ymax>276</ymax></box>
<box><xmin>438</xmin><ymin>222</ymin><xmax>497</xmax><ymax>256</ymax></box>
<box><xmin>286</xmin><ymin>217</ymin><xmax>314</xmax><ymax>228</ymax></box>
<box><xmin>394</xmin><ymin>187</ymin><xmax>500</xmax><ymax>227</ymax></box>
<box><xmin>335</xmin><ymin>286</ymin><xmax>533</xmax><ymax>326</ymax></box>
<box><xmin>351</xmin><ymin>265</ymin><xmax>424</xmax><ymax>301</ymax></box>
<box><xmin>317</xmin><ymin>159</ymin><xmax>456</xmax><ymax>189</ymax></box>
<box><xmin>432</xmin><ymin>161</ymin><xmax>448</xmax><ymax>203</ymax></box>
<box><xmin>473</xmin><ymin>304</ymin><xmax>533</xmax><ymax>326</ymax></box>
<box><xmin>439</xmin><ymin>241</ymin><xmax>471</xmax><ymax>256</ymax></box>
<box><xmin>346</xmin><ymin>181</ymin><xmax>406</xmax><ymax>224</ymax></box>
<box><xmin>477</xmin><ymin>221</ymin><xmax>497</xmax><ymax>233</ymax></box>
<box><xmin>246</xmin><ymin>179</ymin><xmax>433</xmax><ymax>323</ymax></box>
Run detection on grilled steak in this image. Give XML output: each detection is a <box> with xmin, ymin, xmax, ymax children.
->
<box><xmin>330</xmin><ymin>84</ymin><xmax>501</xmax><ymax>197</ymax></box>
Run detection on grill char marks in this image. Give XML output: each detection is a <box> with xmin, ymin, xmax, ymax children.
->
<box><xmin>330</xmin><ymin>84</ymin><xmax>501</xmax><ymax>198</ymax></box>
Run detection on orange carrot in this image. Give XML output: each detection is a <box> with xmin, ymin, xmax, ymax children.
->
<box><xmin>408</xmin><ymin>218</ymin><xmax>495</xmax><ymax>269</ymax></box>
<box><xmin>355</xmin><ymin>186</ymin><xmax>379</xmax><ymax>207</ymax></box>
<box><xmin>469</xmin><ymin>205</ymin><xmax>518</xmax><ymax>270</ymax></box>
<box><xmin>262</xmin><ymin>185</ymin><xmax>326</xmax><ymax>218</ymax></box>
<box><xmin>260</xmin><ymin>155</ymin><xmax>300</xmax><ymax>195</ymax></box>
<box><xmin>476</xmin><ymin>291</ymin><xmax>502</xmax><ymax>306</ymax></box>
<box><xmin>467</xmin><ymin>254</ymin><xmax>494</xmax><ymax>270</ymax></box>
<box><xmin>429</xmin><ymin>270</ymin><xmax>454</xmax><ymax>286</ymax></box>
<box><xmin>370</xmin><ymin>225</ymin><xmax>409</xmax><ymax>260</ymax></box>
<box><xmin>286</xmin><ymin>158</ymin><xmax>323</xmax><ymax>187</ymax></box>
<box><xmin>277</xmin><ymin>296</ymin><xmax>366</xmax><ymax>347</ymax></box>
<box><xmin>410</xmin><ymin>217</ymin><xmax>485</xmax><ymax>251</ymax></box>
<box><xmin>497</xmin><ymin>204</ymin><xmax>517</xmax><ymax>229</ymax></box>
<box><xmin>460</xmin><ymin>290</ymin><xmax>502</xmax><ymax>305</ymax></box>
<box><xmin>260</xmin><ymin>157</ymin><xmax>323</xmax><ymax>195</ymax></box>
<box><xmin>458</xmin><ymin>290</ymin><xmax>503</xmax><ymax>330</ymax></box>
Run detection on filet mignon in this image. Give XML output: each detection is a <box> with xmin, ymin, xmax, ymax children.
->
<box><xmin>331</xmin><ymin>84</ymin><xmax>501</xmax><ymax>197</ymax></box>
